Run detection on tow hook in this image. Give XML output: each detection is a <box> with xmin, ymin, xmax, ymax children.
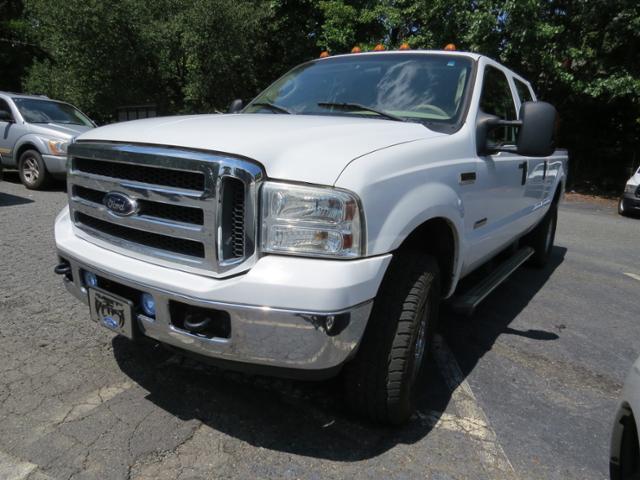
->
<box><xmin>54</xmin><ymin>262</ymin><xmax>72</xmax><ymax>276</ymax></box>
<box><xmin>183</xmin><ymin>311</ymin><xmax>213</xmax><ymax>334</ymax></box>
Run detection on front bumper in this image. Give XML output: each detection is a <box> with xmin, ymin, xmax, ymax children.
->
<box><xmin>42</xmin><ymin>154</ymin><xmax>68</xmax><ymax>175</ymax></box>
<box><xmin>55</xmin><ymin>208</ymin><xmax>390</xmax><ymax>378</ymax></box>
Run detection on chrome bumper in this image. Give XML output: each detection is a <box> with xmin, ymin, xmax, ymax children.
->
<box><xmin>58</xmin><ymin>253</ymin><xmax>372</xmax><ymax>379</ymax></box>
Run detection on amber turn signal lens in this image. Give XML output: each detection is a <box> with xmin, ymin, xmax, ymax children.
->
<box><xmin>373</xmin><ymin>44</ymin><xmax>385</xmax><ymax>51</ymax></box>
<box><xmin>444</xmin><ymin>43</ymin><xmax>456</xmax><ymax>51</ymax></box>
<box><xmin>319</xmin><ymin>51</ymin><xmax>330</xmax><ymax>58</ymax></box>
<box><xmin>399</xmin><ymin>42</ymin><xmax>410</xmax><ymax>50</ymax></box>
<box><xmin>351</xmin><ymin>46</ymin><xmax>362</xmax><ymax>53</ymax></box>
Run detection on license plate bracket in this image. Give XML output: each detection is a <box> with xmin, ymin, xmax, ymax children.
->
<box><xmin>89</xmin><ymin>288</ymin><xmax>135</xmax><ymax>340</ymax></box>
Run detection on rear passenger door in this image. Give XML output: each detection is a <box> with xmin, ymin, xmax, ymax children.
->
<box><xmin>511</xmin><ymin>77</ymin><xmax>549</xmax><ymax>212</ymax></box>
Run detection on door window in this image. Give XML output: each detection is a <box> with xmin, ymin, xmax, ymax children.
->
<box><xmin>0</xmin><ymin>99</ymin><xmax>13</xmax><ymax>121</ymax></box>
<box><xmin>514</xmin><ymin>79</ymin><xmax>533</xmax><ymax>104</ymax></box>
<box><xmin>479</xmin><ymin>66</ymin><xmax>517</xmax><ymax>145</ymax></box>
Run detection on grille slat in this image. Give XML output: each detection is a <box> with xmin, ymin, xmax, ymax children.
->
<box><xmin>67</xmin><ymin>142</ymin><xmax>260</xmax><ymax>277</ymax></box>
<box><xmin>73</xmin><ymin>185</ymin><xmax>204</xmax><ymax>225</ymax></box>
<box><xmin>76</xmin><ymin>212</ymin><xmax>205</xmax><ymax>258</ymax></box>
<box><xmin>74</xmin><ymin>157</ymin><xmax>206</xmax><ymax>191</ymax></box>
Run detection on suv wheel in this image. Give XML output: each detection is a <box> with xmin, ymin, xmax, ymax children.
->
<box><xmin>19</xmin><ymin>150</ymin><xmax>50</xmax><ymax>190</ymax></box>
<box><xmin>343</xmin><ymin>251</ymin><xmax>440</xmax><ymax>425</ymax></box>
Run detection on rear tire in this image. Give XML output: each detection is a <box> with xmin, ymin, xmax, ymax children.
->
<box><xmin>19</xmin><ymin>149</ymin><xmax>50</xmax><ymax>190</ymax></box>
<box><xmin>343</xmin><ymin>251</ymin><xmax>440</xmax><ymax>425</ymax></box>
<box><xmin>528</xmin><ymin>203</ymin><xmax>558</xmax><ymax>268</ymax></box>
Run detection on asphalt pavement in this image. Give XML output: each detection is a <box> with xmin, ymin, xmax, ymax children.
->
<box><xmin>1</xmin><ymin>173</ymin><xmax>638</xmax><ymax>480</ymax></box>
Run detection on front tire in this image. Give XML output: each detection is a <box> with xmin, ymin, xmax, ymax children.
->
<box><xmin>618</xmin><ymin>198</ymin><xmax>628</xmax><ymax>217</ymax></box>
<box><xmin>19</xmin><ymin>150</ymin><xmax>50</xmax><ymax>190</ymax></box>
<box><xmin>344</xmin><ymin>251</ymin><xmax>440</xmax><ymax>425</ymax></box>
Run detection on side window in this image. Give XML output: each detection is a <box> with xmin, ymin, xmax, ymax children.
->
<box><xmin>0</xmin><ymin>99</ymin><xmax>13</xmax><ymax>120</ymax></box>
<box><xmin>479</xmin><ymin>66</ymin><xmax>517</xmax><ymax>145</ymax></box>
<box><xmin>514</xmin><ymin>79</ymin><xmax>533</xmax><ymax>104</ymax></box>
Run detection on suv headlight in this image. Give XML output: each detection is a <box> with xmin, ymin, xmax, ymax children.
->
<box><xmin>625</xmin><ymin>183</ymin><xmax>636</xmax><ymax>194</ymax></box>
<box><xmin>47</xmin><ymin>139</ymin><xmax>69</xmax><ymax>156</ymax></box>
<box><xmin>260</xmin><ymin>182</ymin><xmax>364</xmax><ymax>258</ymax></box>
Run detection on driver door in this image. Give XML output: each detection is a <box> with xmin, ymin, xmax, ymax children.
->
<box><xmin>462</xmin><ymin>65</ymin><xmax>526</xmax><ymax>271</ymax></box>
<box><xmin>0</xmin><ymin>99</ymin><xmax>16</xmax><ymax>166</ymax></box>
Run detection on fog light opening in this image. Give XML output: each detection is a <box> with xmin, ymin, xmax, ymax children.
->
<box><xmin>141</xmin><ymin>293</ymin><xmax>156</xmax><ymax>318</ymax></box>
<box><xmin>82</xmin><ymin>271</ymin><xmax>98</xmax><ymax>288</ymax></box>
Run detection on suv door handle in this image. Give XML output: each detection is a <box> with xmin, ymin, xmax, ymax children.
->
<box><xmin>518</xmin><ymin>161</ymin><xmax>528</xmax><ymax>185</ymax></box>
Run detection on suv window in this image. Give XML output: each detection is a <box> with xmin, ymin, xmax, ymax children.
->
<box><xmin>479</xmin><ymin>66</ymin><xmax>517</xmax><ymax>145</ymax></box>
<box><xmin>0</xmin><ymin>99</ymin><xmax>13</xmax><ymax>120</ymax></box>
<box><xmin>514</xmin><ymin>79</ymin><xmax>533</xmax><ymax>104</ymax></box>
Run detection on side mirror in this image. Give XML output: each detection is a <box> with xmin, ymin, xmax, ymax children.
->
<box><xmin>476</xmin><ymin>101</ymin><xmax>558</xmax><ymax>157</ymax></box>
<box><xmin>516</xmin><ymin>101</ymin><xmax>557</xmax><ymax>157</ymax></box>
<box><xmin>0</xmin><ymin>110</ymin><xmax>14</xmax><ymax>123</ymax></box>
<box><xmin>228</xmin><ymin>99</ymin><xmax>244</xmax><ymax>114</ymax></box>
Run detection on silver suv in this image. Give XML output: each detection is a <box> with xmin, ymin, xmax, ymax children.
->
<box><xmin>0</xmin><ymin>92</ymin><xmax>95</xmax><ymax>189</ymax></box>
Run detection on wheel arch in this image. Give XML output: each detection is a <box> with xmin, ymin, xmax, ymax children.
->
<box><xmin>395</xmin><ymin>216</ymin><xmax>460</xmax><ymax>298</ymax></box>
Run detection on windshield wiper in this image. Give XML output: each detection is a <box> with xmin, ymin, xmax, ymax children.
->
<box><xmin>251</xmin><ymin>102</ymin><xmax>292</xmax><ymax>114</ymax></box>
<box><xmin>317</xmin><ymin>102</ymin><xmax>406</xmax><ymax>122</ymax></box>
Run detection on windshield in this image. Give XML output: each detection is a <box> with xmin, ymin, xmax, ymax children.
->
<box><xmin>13</xmin><ymin>98</ymin><xmax>93</xmax><ymax>126</ymax></box>
<box><xmin>245</xmin><ymin>53</ymin><xmax>475</xmax><ymax>128</ymax></box>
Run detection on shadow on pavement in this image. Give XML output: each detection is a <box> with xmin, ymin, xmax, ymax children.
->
<box><xmin>112</xmin><ymin>246</ymin><xmax>566</xmax><ymax>461</ymax></box>
<box><xmin>0</xmin><ymin>191</ymin><xmax>34</xmax><ymax>206</ymax></box>
<box><xmin>0</xmin><ymin>170</ymin><xmax>67</xmax><ymax>192</ymax></box>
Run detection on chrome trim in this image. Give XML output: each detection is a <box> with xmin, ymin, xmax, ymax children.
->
<box><xmin>67</xmin><ymin>142</ymin><xmax>263</xmax><ymax>278</ymax></box>
<box><xmin>59</xmin><ymin>252</ymin><xmax>372</xmax><ymax>371</ymax></box>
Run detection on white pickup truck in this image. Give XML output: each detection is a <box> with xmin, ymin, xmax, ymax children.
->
<box><xmin>54</xmin><ymin>50</ymin><xmax>567</xmax><ymax>424</ymax></box>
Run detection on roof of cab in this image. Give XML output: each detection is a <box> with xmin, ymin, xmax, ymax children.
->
<box><xmin>316</xmin><ymin>49</ymin><xmax>484</xmax><ymax>61</ymax></box>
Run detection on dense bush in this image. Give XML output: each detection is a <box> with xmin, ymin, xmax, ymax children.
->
<box><xmin>1</xmin><ymin>0</ymin><xmax>638</xmax><ymax>189</ymax></box>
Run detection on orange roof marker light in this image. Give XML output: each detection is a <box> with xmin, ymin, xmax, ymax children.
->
<box><xmin>399</xmin><ymin>42</ymin><xmax>411</xmax><ymax>50</ymax></box>
<box><xmin>373</xmin><ymin>43</ymin><xmax>385</xmax><ymax>51</ymax></box>
<box><xmin>444</xmin><ymin>43</ymin><xmax>457</xmax><ymax>51</ymax></box>
<box><xmin>319</xmin><ymin>50</ymin><xmax>330</xmax><ymax>58</ymax></box>
<box><xmin>351</xmin><ymin>46</ymin><xmax>362</xmax><ymax>53</ymax></box>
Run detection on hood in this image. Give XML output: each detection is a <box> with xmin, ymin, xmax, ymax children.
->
<box><xmin>30</xmin><ymin>122</ymin><xmax>93</xmax><ymax>140</ymax></box>
<box><xmin>76</xmin><ymin>114</ymin><xmax>441</xmax><ymax>185</ymax></box>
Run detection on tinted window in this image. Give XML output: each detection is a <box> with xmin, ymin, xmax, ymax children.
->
<box><xmin>514</xmin><ymin>79</ymin><xmax>533</xmax><ymax>104</ymax></box>
<box><xmin>479</xmin><ymin>66</ymin><xmax>517</xmax><ymax>145</ymax></box>
<box><xmin>246</xmin><ymin>54</ymin><xmax>474</xmax><ymax>128</ymax></box>
<box><xmin>13</xmin><ymin>98</ymin><xmax>93</xmax><ymax>126</ymax></box>
<box><xmin>0</xmin><ymin>99</ymin><xmax>12</xmax><ymax>119</ymax></box>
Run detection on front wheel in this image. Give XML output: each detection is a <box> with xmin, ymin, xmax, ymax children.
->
<box><xmin>618</xmin><ymin>198</ymin><xmax>628</xmax><ymax>217</ymax></box>
<box><xmin>19</xmin><ymin>149</ymin><xmax>50</xmax><ymax>190</ymax></box>
<box><xmin>343</xmin><ymin>251</ymin><xmax>440</xmax><ymax>425</ymax></box>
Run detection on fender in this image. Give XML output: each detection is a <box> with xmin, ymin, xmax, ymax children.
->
<box><xmin>9</xmin><ymin>133</ymin><xmax>51</xmax><ymax>167</ymax></box>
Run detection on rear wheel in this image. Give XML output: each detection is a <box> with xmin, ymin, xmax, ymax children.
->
<box><xmin>527</xmin><ymin>204</ymin><xmax>558</xmax><ymax>268</ymax></box>
<box><xmin>344</xmin><ymin>251</ymin><xmax>440</xmax><ymax>425</ymax></box>
<box><xmin>19</xmin><ymin>149</ymin><xmax>50</xmax><ymax>190</ymax></box>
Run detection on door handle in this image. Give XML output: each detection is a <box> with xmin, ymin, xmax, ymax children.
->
<box><xmin>518</xmin><ymin>161</ymin><xmax>528</xmax><ymax>185</ymax></box>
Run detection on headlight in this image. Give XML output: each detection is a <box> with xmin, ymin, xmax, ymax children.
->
<box><xmin>624</xmin><ymin>183</ymin><xmax>636</xmax><ymax>194</ymax></box>
<box><xmin>261</xmin><ymin>182</ymin><xmax>364</xmax><ymax>258</ymax></box>
<box><xmin>48</xmin><ymin>139</ymin><xmax>69</xmax><ymax>156</ymax></box>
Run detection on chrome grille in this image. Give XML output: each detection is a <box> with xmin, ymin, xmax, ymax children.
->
<box><xmin>67</xmin><ymin>142</ymin><xmax>262</xmax><ymax>278</ymax></box>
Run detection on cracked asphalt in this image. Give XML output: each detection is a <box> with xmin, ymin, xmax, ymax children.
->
<box><xmin>1</xmin><ymin>173</ymin><xmax>638</xmax><ymax>480</ymax></box>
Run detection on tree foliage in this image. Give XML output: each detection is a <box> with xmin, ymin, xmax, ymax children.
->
<box><xmin>2</xmin><ymin>0</ymin><xmax>638</xmax><ymax>187</ymax></box>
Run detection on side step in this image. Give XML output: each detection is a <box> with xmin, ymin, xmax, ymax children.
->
<box><xmin>450</xmin><ymin>246</ymin><xmax>534</xmax><ymax>316</ymax></box>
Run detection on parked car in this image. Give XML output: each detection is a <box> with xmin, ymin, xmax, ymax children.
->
<box><xmin>0</xmin><ymin>92</ymin><xmax>95</xmax><ymax>189</ymax></box>
<box><xmin>619</xmin><ymin>166</ymin><xmax>640</xmax><ymax>217</ymax></box>
<box><xmin>54</xmin><ymin>50</ymin><xmax>567</xmax><ymax>424</ymax></box>
<box><xmin>610</xmin><ymin>355</ymin><xmax>640</xmax><ymax>479</ymax></box>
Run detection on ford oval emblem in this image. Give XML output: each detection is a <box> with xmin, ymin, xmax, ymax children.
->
<box><xmin>104</xmin><ymin>192</ymin><xmax>138</xmax><ymax>217</ymax></box>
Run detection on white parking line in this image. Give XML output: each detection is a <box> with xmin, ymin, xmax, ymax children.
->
<box><xmin>432</xmin><ymin>335</ymin><xmax>519</xmax><ymax>479</ymax></box>
<box><xmin>62</xmin><ymin>381</ymin><xmax>132</xmax><ymax>422</ymax></box>
<box><xmin>624</xmin><ymin>272</ymin><xmax>640</xmax><ymax>283</ymax></box>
